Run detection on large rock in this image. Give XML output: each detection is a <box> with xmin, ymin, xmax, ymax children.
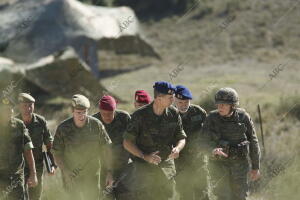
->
<box><xmin>23</xmin><ymin>49</ymin><xmax>124</xmax><ymax>105</ymax></box>
<box><xmin>0</xmin><ymin>50</ymin><xmax>124</xmax><ymax>106</ymax></box>
<box><xmin>0</xmin><ymin>0</ymin><xmax>160</xmax><ymax>78</ymax></box>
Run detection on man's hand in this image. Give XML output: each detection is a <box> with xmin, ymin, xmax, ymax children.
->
<box><xmin>27</xmin><ymin>174</ymin><xmax>38</xmax><ymax>188</ymax></box>
<box><xmin>48</xmin><ymin>166</ymin><xmax>56</xmax><ymax>176</ymax></box>
<box><xmin>212</xmin><ymin>148</ymin><xmax>228</xmax><ymax>158</ymax></box>
<box><xmin>105</xmin><ymin>171</ymin><xmax>114</xmax><ymax>187</ymax></box>
<box><xmin>144</xmin><ymin>151</ymin><xmax>161</xmax><ymax>165</ymax></box>
<box><xmin>250</xmin><ymin>169</ymin><xmax>261</xmax><ymax>181</ymax></box>
<box><xmin>168</xmin><ymin>147</ymin><xmax>180</xmax><ymax>159</ymax></box>
<box><xmin>24</xmin><ymin>149</ymin><xmax>38</xmax><ymax>187</ymax></box>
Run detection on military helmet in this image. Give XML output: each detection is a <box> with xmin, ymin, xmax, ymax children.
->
<box><xmin>215</xmin><ymin>87</ymin><xmax>239</xmax><ymax>105</ymax></box>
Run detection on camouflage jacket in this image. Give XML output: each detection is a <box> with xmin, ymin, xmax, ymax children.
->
<box><xmin>176</xmin><ymin>104</ymin><xmax>207</xmax><ymax>169</ymax></box>
<box><xmin>202</xmin><ymin>108</ymin><xmax>261</xmax><ymax>169</ymax></box>
<box><xmin>124</xmin><ymin>102</ymin><xmax>187</xmax><ymax>163</ymax></box>
<box><xmin>93</xmin><ymin>110</ymin><xmax>131</xmax><ymax>171</ymax></box>
<box><xmin>16</xmin><ymin>113</ymin><xmax>53</xmax><ymax>167</ymax></box>
<box><xmin>53</xmin><ymin>116</ymin><xmax>112</xmax><ymax>173</ymax></box>
<box><xmin>0</xmin><ymin>117</ymin><xmax>33</xmax><ymax>176</ymax></box>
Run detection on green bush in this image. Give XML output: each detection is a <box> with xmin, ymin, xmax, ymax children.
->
<box><xmin>277</xmin><ymin>95</ymin><xmax>300</xmax><ymax>120</ymax></box>
<box><xmin>198</xmin><ymin>88</ymin><xmax>218</xmax><ymax>112</ymax></box>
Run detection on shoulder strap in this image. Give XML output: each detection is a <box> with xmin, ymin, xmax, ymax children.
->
<box><xmin>236</xmin><ymin>109</ymin><xmax>246</xmax><ymax>123</ymax></box>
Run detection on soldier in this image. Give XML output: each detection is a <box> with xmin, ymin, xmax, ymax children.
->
<box><xmin>173</xmin><ymin>85</ymin><xmax>207</xmax><ymax>200</ymax></box>
<box><xmin>16</xmin><ymin>93</ymin><xmax>55</xmax><ymax>200</ymax></box>
<box><xmin>134</xmin><ymin>90</ymin><xmax>152</xmax><ymax>109</ymax></box>
<box><xmin>53</xmin><ymin>94</ymin><xmax>113</xmax><ymax>200</ymax></box>
<box><xmin>123</xmin><ymin>81</ymin><xmax>187</xmax><ymax>200</ymax></box>
<box><xmin>0</xmin><ymin>97</ymin><xmax>38</xmax><ymax>200</ymax></box>
<box><xmin>202</xmin><ymin>88</ymin><xmax>261</xmax><ymax>200</ymax></box>
<box><xmin>93</xmin><ymin>95</ymin><xmax>133</xmax><ymax>200</ymax></box>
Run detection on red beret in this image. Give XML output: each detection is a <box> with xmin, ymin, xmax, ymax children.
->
<box><xmin>135</xmin><ymin>90</ymin><xmax>151</xmax><ymax>104</ymax></box>
<box><xmin>99</xmin><ymin>95</ymin><xmax>117</xmax><ymax>111</ymax></box>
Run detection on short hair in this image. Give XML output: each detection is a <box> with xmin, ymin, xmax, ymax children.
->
<box><xmin>71</xmin><ymin>106</ymin><xmax>88</xmax><ymax>112</ymax></box>
<box><xmin>153</xmin><ymin>89</ymin><xmax>166</xmax><ymax>99</ymax></box>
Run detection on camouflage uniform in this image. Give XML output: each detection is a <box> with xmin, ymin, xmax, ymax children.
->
<box><xmin>53</xmin><ymin>115</ymin><xmax>112</xmax><ymax>200</ymax></box>
<box><xmin>124</xmin><ymin>102</ymin><xmax>187</xmax><ymax>200</ymax></box>
<box><xmin>0</xmin><ymin>117</ymin><xmax>34</xmax><ymax>200</ymax></box>
<box><xmin>202</xmin><ymin>88</ymin><xmax>261</xmax><ymax>200</ymax></box>
<box><xmin>93</xmin><ymin>110</ymin><xmax>134</xmax><ymax>200</ymax></box>
<box><xmin>175</xmin><ymin>104</ymin><xmax>207</xmax><ymax>200</ymax></box>
<box><xmin>16</xmin><ymin>113</ymin><xmax>53</xmax><ymax>200</ymax></box>
<box><xmin>17</xmin><ymin>93</ymin><xmax>54</xmax><ymax>200</ymax></box>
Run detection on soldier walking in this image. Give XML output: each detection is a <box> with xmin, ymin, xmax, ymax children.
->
<box><xmin>16</xmin><ymin>93</ymin><xmax>55</xmax><ymax>200</ymax></box>
<box><xmin>173</xmin><ymin>85</ymin><xmax>208</xmax><ymax>200</ymax></box>
<box><xmin>0</xmin><ymin>97</ymin><xmax>38</xmax><ymax>200</ymax></box>
<box><xmin>123</xmin><ymin>81</ymin><xmax>187</xmax><ymax>200</ymax></box>
<box><xmin>202</xmin><ymin>88</ymin><xmax>261</xmax><ymax>200</ymax></box>
<box><xmin>93</xmin><ymin>95</ymin><xmax>133</xmax><ymax>200</ymax></box>
<box><xmin>53</xmin><ymin>94</ymin><xmax>113</xmax><ymax>200</ymax></box>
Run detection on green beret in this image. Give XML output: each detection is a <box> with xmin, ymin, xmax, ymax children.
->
<box><xmin>72</xmin><ymin>94</ymin><xmax>90</xmax><ymax>109</ymax></box>
<box><xmin>18</xmin><ymin>93</ymin><xmax>35</xmax><ymax>103</ymax></box>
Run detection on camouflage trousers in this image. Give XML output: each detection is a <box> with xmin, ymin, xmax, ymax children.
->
<box><xmin>62</xmin><ymin>171</ymin><xmax>100</xmax><ymax>200</ymax></box>
<box><xmin>209</xmin><ymin>159</ymin><xmax>249</xmax><ymax>200</ymax></box>
<box><xmin>131</xmin><ymin>161</ymin><xmax>176</xmax><ymax>200</ymax></box>
<box><xmin>175</xmin><ymin>165</ymin><xmax>208</xmax><ymax>200</ymax></box>
<box><xmin>0</xmin><ymin>172</ymin><xmax>25</xmax><ymax>200</ymax></box>
<box><xmin>100</xmin><ymin>163</ymin><xmax>135</xmax><ymax>200</ymax></box>
<box><xmin>24</xmin><ymin>166</ymin><xmax>43</xmax><ymax>200</ymax></box>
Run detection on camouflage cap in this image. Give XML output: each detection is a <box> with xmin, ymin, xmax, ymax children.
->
<box><xmin>215</xmin><ymin>87</ymin><xmax>239</xmax><ymax>105</ymax></box>
<box><xmin>18</xmin><ymin>93</ymin><xmax>35</xmax><ymax>103</ymax></box>
<box><xmin>72</xmin><ymin>94</ymin><xmax>90</xmax><ymax>109</ymax></box>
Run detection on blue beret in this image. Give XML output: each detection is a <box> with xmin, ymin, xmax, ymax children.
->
<box><xmin>153</xmin><ymin>81</ymin><xmax>176</xmax><ymax>95</ymax></box>
<box><xmin>175</xmin><ymin>85</ymin><xmax>193</xmax><ymax>100</ymax></box>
